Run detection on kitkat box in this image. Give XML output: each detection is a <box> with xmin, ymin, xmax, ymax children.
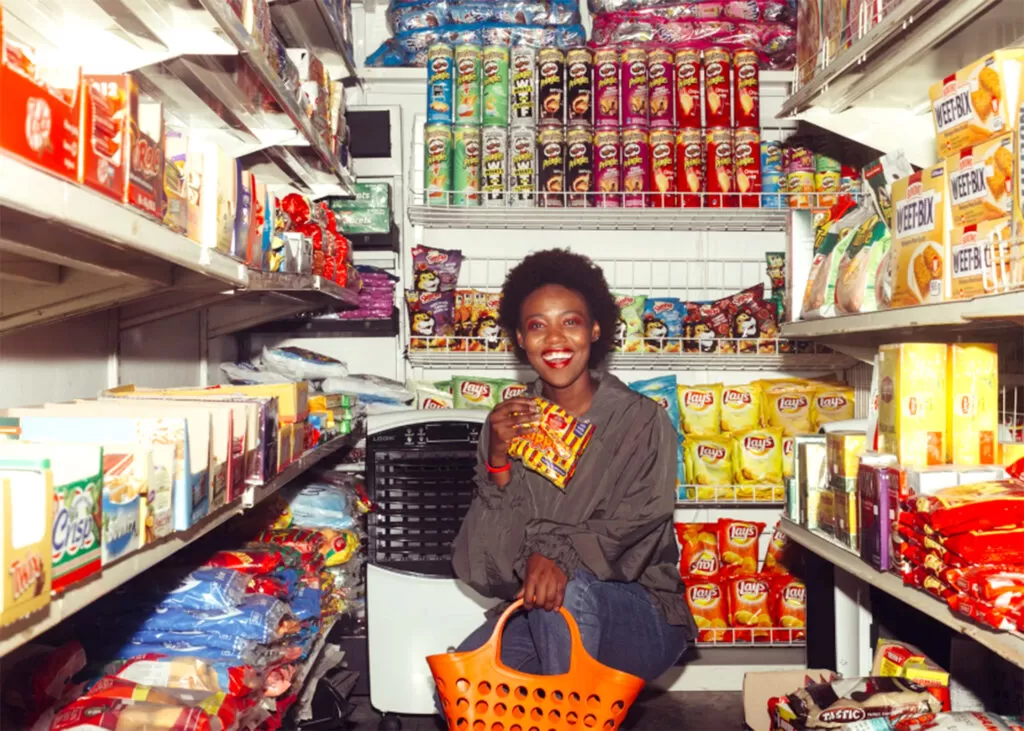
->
<box><xmin>0</xmin><ymin>7</ymin><xmax>81</xmax><ymax>181</ymax></box>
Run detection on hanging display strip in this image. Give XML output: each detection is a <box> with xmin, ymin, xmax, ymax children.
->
<box><xmin>676</xmin><ymin>484</ymin><xmax>784</xmax><ymax>507</ymax></box>
<box><xmin>694</xmin><ymin>627</ymin><xmax>805</xmax><ymax>648</ymax></box>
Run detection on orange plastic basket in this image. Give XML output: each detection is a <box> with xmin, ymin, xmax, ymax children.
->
<box><xmin>427</xmin><ymin>599</ymin><xmax>645</xmax><ymax>731</ymax></box>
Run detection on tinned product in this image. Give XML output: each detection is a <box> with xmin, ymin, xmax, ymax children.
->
<box><xmin>594</xmin><ymin>128</ymin><xmax>621</xmax><ymax>208</ymax></box>
<box><xmin>566</xmin><ymin>126</ymin><xmax>593</xmax><ymax>207</ymax></box>
<box><xmin>648</xmin><ymin>47</ymin><xmax>674</xmax><ymax>127</ymax></box>
<box><xmin>761</xmin><ymin>140</ymin><xmax>784</xmax><ymax>174</ymax></box>
<box><xmin>538</xmin><ymin>48</ymin><xmax>566</xmax><ymax>124</ymax></box>
<box><xmin>622</xmin><ymin>126</ymin><xmax>649</xmax><ymax>208</ymax></box>
<box><xmin>734</xmin><ymin>127</ymin><xmax>761</xmax><ymax>208</ymax></box>
<box><xmin>481</xmin><ymin>126</ymin><xmax>508</xmax><ymax>207</ymax></box>
<box><xmin>763</xmin><ymin>171</ymin><xmax>783</xmax><ymax>209</ymax></box>
<box><xmin>566</xmin><ymin>47</ymin><xmax>593</xmax><ymax>125</ymax></box>
<box><xmin>452</xmin><ymin>125</ymin><xmax>481</xmax><ymax>206</ymax></box>
<box><xmin>787</xmin><ymin>145</ymin><xmax>814</xmax><ymax>209</ymax></box>
<box><xmin>594</xmin><ymin>48</ymin><xmax>620</xmax><ymax>127</ymax></box>
<box><xmin>424</xmin><ymin>123</ymin><xmax>452</xmax><ymax>206</ymax></box>
<box><xmin>706</xmin><ymin>127</ymin><xmax>733</xmax><ymax>208</ymax></box>
<box><xmin>537</xmin><ymin>125</ymin><xmax>566</xmax><ymax>207</ymax></box>
<box><xmin>426</xmin><ymin>44</ymin><xmax>454</xmax><ymax>124</ymax></box>
<box><xmin>510</xmin><ymin>47</ymin><xmax>537</xmax><ymax>124</ymax></box>
<box><xmin>649</xmin><ymin>128</ymin><xmax>678</xmax><ymax>208</ymax></box>
<box><xmin>482</xmin><ymin>46</ymin><xmax>510</xmax><ymax>126</ymax></box>
<box><xmin>677</xmin><ymin>127</ymin><xmax>704</xmax><ymax>208</ymax></box>
<box><xmin>454</xmin><ymin>45</ymin><xmax>482</xmax><ymax>125</ymax></box>
<box><xmin>675</xmin><ymin>48</ymin><xmax>701</xmax><ymax>129</ymax></box>
<box><xmin>510</xmin><ymin>125</ymin><xmax>536</xmax><ymax>206</ymax></box>
<box><xmin>840</xmin><ymin>164</ymin><xmax>862</xmax><ymax>197</ymax></box>
<box><xmin>734</xmin><ymin>49</ymin><xmax>759</xmax><ymax>128</ymax></box>
<box><xmin>815</xmin><ymin>153</ymin><xmax>841</xmax><ymax>208</ymax></box>
<box><xmin>622</xmin><ymin>48</ymin><xmax>649</xmax><ymax>127</ymax></box>
<box><xmin>703</xmin><ymin>47</ymin><xmax>732</xmax><ymax>128</ymax></box>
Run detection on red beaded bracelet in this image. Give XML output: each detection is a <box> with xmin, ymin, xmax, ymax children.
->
<box><xmin>486</xmin><ymin>460</ymin><xmax>511</xmax><ymax>474</ymax></box>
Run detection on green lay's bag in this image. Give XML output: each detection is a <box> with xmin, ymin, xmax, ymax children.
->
<box><xmin>452</xmin><ymin>376</ymin><xmax>528</xmax><ymax>409</ymax></box>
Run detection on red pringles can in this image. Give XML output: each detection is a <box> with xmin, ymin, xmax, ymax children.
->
<box><xmin>594</xmin><ymin>128</ymin><xmax>621</xmax><ymax>207</ymax></box>
<box><xmin>676</xmin><ymin>127</ymin><xmax>704</xmax><ymax>208</ymax></box>
<box><xmin>734</xmin><ymin>49</ymin><xmax>759</xmax><ymax>128</ymax></box>
<box><xmin>622</xmin><ymin>126</ymin><xmax>649</xmax><ymax>208</ymax></box>
<box><xmin>703</xmin><ymin>47</ymin><xmax>731</xmax><ymax>128</ymax></box>
<box><xmin>675</xmin><ymin>47</ymin><xmax>701</xmax><ymax>129</ymax></box>
<box><xmin>733</xmin><ymin>127</ymin><xmax>761</xmax><ymax>208</ymax></box>
<box><xmin>705</xmin><ymin>127</ymin><xmax>733</xmax><ymax>208</ymax></box>
<box><xmin>647</xmin><ymin>47</ymin><xmax>674</xmax><ymax>127</ymax></box>
<box><xmin>594</xmin><ymin>47</ymin><xmax>620</xmax><ymax>127</ymax></box>
<box><xmin>621</xmin><ymin>47</ymin><xmax>648</xmax><ymax>127</ymax></box>
<box><xmin>649</xmin><ymin>128</ymin><xmax>679</xmax><ymax>208</ymax></box>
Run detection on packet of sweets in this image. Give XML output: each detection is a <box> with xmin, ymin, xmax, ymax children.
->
<box><xmin>508</xmin><ymin>398</ymin><xmax>594</xmax><ymax>490</ymax></box>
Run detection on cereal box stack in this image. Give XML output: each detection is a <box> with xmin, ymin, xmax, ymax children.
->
<box><xmin>678</xmin><ymin>520</ymin><xmax>807</xmax><ymax>644</ymax></box>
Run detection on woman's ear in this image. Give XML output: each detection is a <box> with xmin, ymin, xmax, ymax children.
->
<box><xmin>591</xmin><ymin>320</ymin><xmax>600</xmax><ymax>343</ymax></box>
<box><xmin>516</xmin><ymin>329</ymin><xmax>525</xmax><ymax>350</ymax></box>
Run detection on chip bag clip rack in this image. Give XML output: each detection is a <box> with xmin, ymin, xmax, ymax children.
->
<box><xmin>507</xmin><ymin>398</ymin><xmax>594</xmax><ymax>490</ymax></box>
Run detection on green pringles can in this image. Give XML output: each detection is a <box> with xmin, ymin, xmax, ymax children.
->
<box><xmin>454</xmin><ymin>44</ymin><xmax>482</xmax><ymax>125</ymax></box>
<box><xmin>482</xmin><ymin>45</ymin><xmax>510</xmax><ymax>126</ymax></box>
<box><xmin>452</xmin><ymin>125</ymin><xmax>482</xmax><ymax>206</ymax></box>
<box><xmin>424</xmin><ymin>123</ymin><xmax>452</xmax><ymax>206</ymax></box>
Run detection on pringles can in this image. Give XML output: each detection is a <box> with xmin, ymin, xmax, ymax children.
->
<box><xmin>566</xmin><ymin>126</ymin><xmax>593</xmax><ymax>207</ymax></box>
<box><xmin>594</xmin><ymin>47</ymin><xmax>620</xmax><ymax>127</ymax></box>
<box><xmin>510</xmin><ymin>125</ymin><xmax>536</xmax><ymax>206</ymax></box>
<box><xmin>594</xmin><ymin>128</ymin><xmax>621</xmax><ymax>207</ymax></box>
<box><xmin>733</xmin><ymin>127</ymin><xmax>761</xmax><ymax>208</ymax></box>
<box><xmin>734</xmin><ymin>49</ymin><xmax>759</xmax><ymax>128</ymax></box>
<box><xmin>566</xmin><ymin>47</ymin><xmax>593</xmax><ymax>125</ymax></box>
<box><xmin>510</xmin><ymin>47</ymin><xmax>537</xmax><ymax>124</ymax></box>
<box><xmin>424</xmin><ymin>123</ymin><xmax>452</xmax><ymax>206</ymax></box>
<box><xmin>538</xmin><ymin>48</ymin><xmax>566</xmax><ymax>124</ymax></box>
<box><xmin>703</xmin><ymin>47</ymin><xmax>731</xmax><ymax>128</ymax></box>
<box><xmin>675</xmin><ymin>48</ymin><xmax>701</xmax><ymax>128</ymax></box>
<box><xmin>482</xmin><ymin>45</ymin><xmax>510</xmax><ymax>126</ymax></box>
<box><xmin>426</xmin><ymin>44</ymin><xmax>454</xmax><ymax>124</ymax></box>
<box><xmin>454</xmin><ymin>45</ymin><xmax>482</xmax><ymax>125</ymax></box>
<box><xmin>648</xmin><ymin>47</ymin><xmax>674</xmax><ymax>127</ymax></box>
<box><xmin>538</xmin><ymin>125</ymin><xmax>566</xmax><ymax>207</ymax></box>
<box><xmin>482</xmin><ymin>126</ymin><xmax>508</xmax><ymax>207</ymax></box>
<box><xmin>452</xmin><ymin>125</ymin><xmax>481</xmax><ymax>206</ymax></box>
<box><xmin>676</xmin><ymin>127</ymin><xmax>704</xmax><ymax>208</ymax></box>
<box><xmin>622</xmin><ymin>126</ymin><xmax>649</xmax><ymax>208</ymax></box>
<box><xmin>706</xmin><ymin>127</ymin><xmax>733</xmax><ymax>208</ymax></box>
<box><xmin>649</xmin><ymin>127</ymin><xmax>678</xmax><ymax>207</ymax></box>
<box><xmin>622</xmin><ymin>47</ymin><xmax>649</xmax><ymax>127</ymax></box>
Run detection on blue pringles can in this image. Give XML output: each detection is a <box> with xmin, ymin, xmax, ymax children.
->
<box><xmin>427</xmin><ymin>44</ymin><xmax>454</xmax><ymax>124</ymax></box>
<box><xmin>761</xmin><ymin>140</ymin><xmax>784</xmax><ymax>208</ymax></box>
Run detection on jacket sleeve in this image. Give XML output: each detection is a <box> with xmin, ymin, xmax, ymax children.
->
<box><xmin>451</xmin><ymin>418</ymin><xmax>525</xmax><ymax>599</ymax></box>
<box><xmin>514</xmin><ymin>404</ymin><xmax>678</xmax><ymax>582</ymax></box>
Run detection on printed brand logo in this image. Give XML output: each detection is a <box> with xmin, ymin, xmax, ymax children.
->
<box><xmin>569</xmin><ymin>62</ymin><xmax>586</xmax><ymax>78</ymax></box>
<box><xmin>743</xmin><ymin>435</ymin><xmax>775</xmax><ymax>454</ymax></box>
<box><xmin>53</xmin><ymin>485</ymin><xmax>98</xmax><ymax>560</ymax></box>
<box><xmin>684</xmin><ymin>144</ymin><xmax>701</xmax><ymax>160</ymax></box>
<box><xmin>715</xmin><ymin>143</ymin><xmax>732</xmax><ymax>158</ymax></box>
<box><xmin>428</xmin><ymin>139</ymin><xmax>447</xmax><ymax>156</ymax></box>
<box><xmin>485</xmin><ymin>138</ymin><xmax>504</xmax><ymax>155</ymax></box>
<box><xmin>652</xmin><ymin>143</ymin><xmax>671</xmax><ymax>159</ymax></box>
<box><xmin>541</xmin><ymin>62</ymin><xmax>558</xmax><ymax>76</ymax></box>
<box><xmin>599</xmin><ymin>144</ymin><xmax>617</xmax><ymax>160</ymax></box>
<box><xmin>783</xmin><ymin>583</ymin><xmax>806</xmax><ymax>605</ymax></box>
<box><xmin>959</xmin><ymin>394</ymin><xmax>973</xmax><ymax>415</ymax></box>
<box><xmin>907</xmin><ymin>396</ymin><xmax>919</xmax><ymax>416</ymax></box>
<box><xmin>569</xmin><ymin>142</ymin><xmax>587</xmax><ymax>158</ymax></box>
<box><xmin>778</xmin><ymin>396</ymin><xmax>808</xmax><ymax>412</ymax></box>
<box><xmin>421</xmin><ymin>292</ymin><xmax>442</xmax><ymax>303</ymax></box>
<box><xmin>729</xmin><ymin>524</ymin><xmax>759</xmax><ymax>543</ymax></box>
<box><xmin>784</xmin><ymin>438</ymin><xmax>794</xmax><ymax>456</ymax></box>
<box><xmin>132</xmin><ymin>136</ymin><xmax>161</xmax><ymax>179</ymax></box>
<box><xmin>422</xmin><ymin>398</ymin><xmax>447</xmax><ymax>409</ymax></box>
<box><xmin>461</xmin><ymin>381</ymin><xmax>492</xmax><ymax>400</ymax></box>
<box><xmin>464</xmin><ymin>140</ymin><xmax>481</xmax><ymax>157</ymax></box>
<box><xmin>25</xmin><ymin>97</ymin><xmax>52</xmax><ymax>152</ymax></box>
<box><xmin>736</xmin><ymin>578</ymin><xmax>768</xmax><ymax>596</ymax></box>
<box><xmin>653</xmin><ymin>301</ymin><xmax>674</xmax><ymax>313</ymax></box>
<box><xmin>502</xmin><ymin>385</ymin><xmax>527</xmax><ymax>400</ymax></box>
<box><xmin>543</xmin><ymin>142</ymin><xmax>561</xmax><ymax>158</ymax></box>
<box><xmin>458</xmin><ymin>59</ymin><xmax>476</xmax><ymax>75</ymax></box>
<box><xmin>706</xmin><ymin>62</ymin><xmax>723</xmax><ymax>77</ymax></box>
<box><xmin>690</xmin><ymin>584</ymin><xmax>720</xmax><ymax>604</ymax></box>
<box><xmin>431</xmin><ymin>58</ymin><xmax>449</xmax><ymax>73</ymax></box>
<box><xmin>934</xmin><ymin>85</ymin><xmax>973</xmax><ymax>132</ymax></box>
<box><xmin>696</xmin><ymin>444</ymin><xmax>726</xmax><ymax>462</ymax></box>
<box><xmin>598</xmin><ymin>63</ymin><xmax>616</xmax><ymax>79</ymax></box>
<box><xmin>817</xmin><ymin>395</ymin><xmax>848</xmax><ymax>411</ymax></box>
<box><xmin>685</xmin><ymin>391</ymin><xmax>715</xmax><ymax>408</ymax></box>
<box><xmin>426</xmin><ymin>251</ymin><xmax>448</xmax><ymax>265</ymax></box>
<box><xmin>484</xmin><ymin>60</ymin><xmax>499</xmax><ymax>77</ymax></box>
<box><xmin>513</xmin><ymin>55</ymin><xmax>532</xmax><ymax>73</ymax></box>
<box><xmin>11</xmin><ymin>553</ymin><xmax>43</xmax><ymax>599</ymax></box>
<box><xmin>629</xmin><ymin>61</ymin><xmax>646</xmax><ymax>77</ymax></box>
<box><xmin>624</xmin><ymin>142</ymin><xmax>641</xmax><ymax>158</ymax></box>
<box><xmin>514</xmin><ymin>138</ymin><xmax>531</xmax><ymax>155</ymax></box>
<box><xmin>677</xmin><ymin>63</ymin><xmax>697</xmax><ymax>80</ymax></box>
<box><xmin>724</xmin><ymin>389</ymin><xmax>751</xmax><ymax>406</ymax></box>
<box><xmin>894</xmin><ymin>191</ymin><xmax>939</xmax><ymax>237</ymax></box>
<box><xmin>546</xmin><ymin>413</ymin><xmax>568</xmax><ymax>431</ymax></box>
<box><xmin>738</xmin><ymin>65</ymin><xmax>757</xmax><ymax>80</ymax></box>
<box><xmin>881</xmin><ymin>376</ymin><xmax>895</xmax><ymax>403</ymax></box>
<box><xmin>820</xmin><ymin>709</ymin><xmax>866</xmax><ymax>724</ymax></box>
<box><xmin>735</xmin><ymin>143</ymin><xmax>753</xmax><ymax>158</ymax></box>
<box><xmin>649</xmin><ymin>64</ymin><xmax>666</xmax><ymax>80</ymax></box>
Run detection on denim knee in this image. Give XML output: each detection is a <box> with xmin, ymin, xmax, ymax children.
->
<box><xmin>561</xmin><ymin>570</ymin><xmax>600</xmax><ymax>616</ymax></box>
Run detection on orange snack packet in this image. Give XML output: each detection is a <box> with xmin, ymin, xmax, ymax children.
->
<box><xmin>675</xmin><ymin>523</ymin><xmax>720</xmax><ymax>579</ymax></box>
<box><xmin>685</xmin><ymin>579</ymin><xmax>731</xmax><ymax>643</ymax></box>
<box><xmin>772</xmin><ymin>574</ymin><xmax>807</xmax><ymax>642</ymax></box>
<box><xmin>718</xmin><ymin>518</ymin><xmax>765</xmax><ymax>576</ymax></box>
<box><xmin>727</xmin><ymin>574</ymin><xmax>772</xmax><ymax>642</ymax></box>
<box><xmin>763</xmin><ymin>521</ymin><xmax>790</xmax><ymax>574</ymax></box>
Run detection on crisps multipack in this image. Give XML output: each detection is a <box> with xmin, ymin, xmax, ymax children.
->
<box><xmin>890</xmin><ymin>163</ymin><xmax>953</xmax><ymax>308</ymax></box>
<box><xmin>930</xmin><ymin>49</ymin><xmax>1023</xmax><ymax>159</ymax></box>
<box><xmin>508</xmin><ymin>398</ymin><xmax>594</xmax><ymax>489</ymax></box>
<box><xmin>949</xmin><ymin>216</ymin><xmax>1014</xmax><ymax>300</ymax></box>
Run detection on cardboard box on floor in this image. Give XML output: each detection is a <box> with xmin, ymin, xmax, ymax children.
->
<box><xmin>742</xmin><ymin>669</ymin><xmax>837</xmax><ymax>731</ymax></box>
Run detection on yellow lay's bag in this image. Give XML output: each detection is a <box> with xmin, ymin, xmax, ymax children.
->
<box><xmin>685</xmin><ymin>434</ymin><xmax>734</xmax><ymax>487</ymax></box>
<box><xmin>763</xmin><ymin>383</ymin><xmax>815</xmax><ymax>436</ymax></box>
<box><xmin>678</xmin><ymin>384</ymin><xmax>723</xmax><ymax>436</ymax></box>
<box><xmin>734</xmin><ymin>427</ymin><xmax>784</xmax><ymax>485</ymax></box>
<box><xmin>721</xmin><ymin>383</ymin><xmax>762</xmax><ymax>433</ymax></box>
<box><xmin>782</xmin><ymin>436</ymin><xmax>796</xmax><ymax>480</ymax></box>
<box><xmin>811</xmin><ymin>386</ymin><xmax>856</xmax><ymax>430</ymax></box>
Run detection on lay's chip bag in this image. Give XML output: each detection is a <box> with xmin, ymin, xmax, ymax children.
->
<box><xmin>630</xmin><ymin>375</ymin><xmax>681</xmax><ymax>436</ymax></box>
<box><xmin>811</xmin><ymin>385</ymin><xmax>856</xmax><ymax>430</ymax></box>
<box><xmin>452</xmin><ymin>377</ymin><xmax>526</xmax><ymax>409</ymax></box>
<box><xmin>678</xmin><ymin>383</ymin><xmax>723</xmax><ymax>436</ymax></box>
<box><xmin>721</xmin><ymin>383</ymin><xmax>762</xmax><ymax>433</ymax></box>
<box><xmin>782</xmin><ymin>436</ymin><xmax>796</xmax><ymax>480</ymax></box>
<box><xmin>718</xmin><ymin>518</ymin><xmax>765</xmax><ymax>577</ymax></box>
<box><xmin>685</xmin><ymin>434</ymin><xmax>734</xmax><ymax>492</ymax></box>
<box><xmin>762</xmin><ymin>382</ymin><xmax>815</xmax><ymax>436</ymax></box>
<box><xmin>734</xmin><ymin>427</ymin><xmax>784</xmax><ymax>485</ymax></box>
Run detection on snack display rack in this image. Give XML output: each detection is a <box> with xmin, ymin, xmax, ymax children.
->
<box><xmin>675</xmin><ymin>486</ymin><xmax>785</xmax><ymax>508</ymax></box>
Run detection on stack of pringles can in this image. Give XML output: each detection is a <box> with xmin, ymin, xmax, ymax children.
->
<box><xmin>423</xmin><ymin>42</ymin><xmax>800</xmax><ymax>209</ymax></box>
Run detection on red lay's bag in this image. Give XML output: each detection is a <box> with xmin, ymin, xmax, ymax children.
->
<box><xmin>684</xmin><ymin>579</ymin><xmax>731</xmax><ymax>643</ymax></box>
<box><xmin>772</xmin><ymin>574</ymin><xmax>806</xmax><ymax>643</ymax></box>
<box><xmin>726</xmin><ymin>574</ymin><xmax>772</xmax><ymax>642</ymax></box>
<box><xmin>718</xmin><ymin>518</ymin><xmax>765</xmax><ymax>576</ymax></box>
<box><xmin>675</xmin><ymin>523</ymin><xmax>720</xmax><ymax>579</ymax></box>
<box><xmin>763</xmin><ymin>521</ymin><xmax>790</xmax><ymax>573</ymax></box>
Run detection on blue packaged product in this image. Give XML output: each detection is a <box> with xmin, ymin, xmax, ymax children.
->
<box><xmin>761</xmin><ymin>140</ymin><xmax>783</xmax><ymax>174</ymax></box>
<box><xmin>762</xmin><ymin>173</ymin><xmax>783</xmax><ymax>209</ymax></box>
<box><xmin>282</xmin><ymin>482</ymin><xmax>358</xmax><ymax>530</ymax></box>
<box><xmin>126</xmin><ymin>630</ymin><xmax>257</xmax><ymax>656</ymax></box>
<box><xmin>291</xmin><ymin>585</ymin><xmax>322</xmax><ymax>622</ymax></box>
<box><xmin>147</xmin><ymin>568</ymin><xmax>250</xmax><ymax>612</ymax></box>
<box><xmin>112</xmin><ymin>641</ymin><xmax>260</xmax><ymax>664</ymax></box>
<box><xmin>130</xmin><ymin>594</ymin><xmax>292</xmax><ymax>644</ymax></box>
<box><xmin>640</xmin><ymin>298</ymin><xmax>684</xmax><ymax>353</ymax></box>
<box><xmin>629</xmin><ymin>375</ymin><xmax>680</xmax><ymax>437</ymax></box>
<box><xmin>426</xmin><ymin>44</ymin><xmax>454</xmax><ymax>124</ymax></box>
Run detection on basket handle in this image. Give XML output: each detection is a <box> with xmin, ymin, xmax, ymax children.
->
<box><xmin>486</xmin><ymin>599</ymin><xmax>587</xmax><ymax>675</ymax></box>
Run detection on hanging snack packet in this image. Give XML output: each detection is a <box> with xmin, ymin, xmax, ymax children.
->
<box><xmin>675</xmin><ymin>523</ymin><xmax>720</xmax><ymax>579</ymax></box>
<box><xmin>642</xmin><ymin>298</ymin><xmax>685</xmax><ymax>353</ymax></box>
<box><xmin>468</xmin><ymin>292</ymin><xmax>508</xmax><ymax>352</ymax></box>
<box><xmin>727</xmin><ymin>574</ymin><xmax>773</xmax><ymax>642</ymax></box>
<box><xmin>763</xmin><ymin>382</ymin><xmax>816</xmax><ymax>435</ymax></box>
<box><xmin>811</xmin><ymin>385</ymin><xmax>856</xmax><ymax>429</ymax></box>
<box><xmin>614</xmin><ymin>295</ymin><xmax>647</xmax><ymax>352</ymax></box>
<box><xmin>678</xmin><ymin>383</ymin><xmax>723</xmax><ymax>436</ymax></box>
<box><xmin>734</xmin><ymin>427</ymin><xmax>784</xmax><ymax>486</ymax></box>
<box><xmin>772</xmin><ymin>575</ymin><xmax>807</xmax><ymax>642</ymax></box>
<box><xmin>416</xmin><ymin>384</ymin><xmax>454</xmax><ymax>409</ymax></box>
<box><xmin>630</xmin><ymin>375</ymin><xmax>680</xmax><ymax>435</ymax></box>
<box><xmin>411</xmin><ymin>245</ymin><xmax>463</xmax><ymax>292</ymax></box>
<box><xmin>452</xmin><ymin>376</ymin><xmax>503</xmax><ymax>409</ymax></box>
<box><xmin>718</xmin><ymin>518</ymin><xmax>765</xmax><ymax>577</ymax></box>
<box><xmin>406</xmin><ymin>290</ymin><xmax>455</xmax><ymax>350</ymax></box>
<box><xmin>508</xmin><ymin>398</ymin><xmax>594</xmax><ymax>490</ymax></box>
<box><xmin>782</xmin><ymin>436</ymin><xmax>796</xmax><ymax>480</ymax></box>
<box><xmin>685</xmin><ymin>434</ymin><xmax>734</xmax><ymax>491</ymax></box>
<box><xmin>763</xmin><ymin>522</ymin><xmax>790</xmax><ymax>573</ymax></box>
<box><xmin>766</xmin><ymin>251</ymin><xmax>786</xmax><ymax>292</ymax></box>
<box><xmin>721</xmin><ymin>384</ymin><xmax>762</xmax><ymax>433</ymax></box>
<box><xmin>686</xmin><ymin>579</ymin><xmax>731</xmax><ymax>643</ymax></box>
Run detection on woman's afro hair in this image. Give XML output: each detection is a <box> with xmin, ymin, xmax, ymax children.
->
<box><xmin>498</xmin><ymin>249</ymin><xmax>619</xmax><ymax>368</ymax></box>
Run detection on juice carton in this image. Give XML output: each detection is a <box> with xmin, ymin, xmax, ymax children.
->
<box><xmin>0</xmin><ymin>443</ymin><xmax>102</xmax><ymax>592</ymax></box>
<box><xmin>889</xmin><ymin>163</ymin><xmax>952</xmax><ymax>307</ymax></box>
<box><xmin>930</xmin><ymin>49</ymin><xmax>1023</xmax><ymax>158</ymax></box>
<box><xmin>947</xmin><ymin>343</ymin><xmax>999</xmax><ymax>465</ymax></box>
<box><xmin>877</xmin><ymin>343</ymin><xmax>948</xmax><ymax>467</ymax></box>
<box><xmin>0</xmin><ymin>457</ymin><xmax>52</xmax><ymax>626</ymax></box>
<box><xmin>947</xmin><ymin>133</ymin><xmax>1015</xmax><ymax>227</ymax></box>
<box><xmin>949</xmin><ymin>216</ymin><xmax>1014</xmax><ymax>299</ymax></box>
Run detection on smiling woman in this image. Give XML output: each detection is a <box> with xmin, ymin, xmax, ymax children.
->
<box><xmin>450</xmin><ymin>249</ymin><xmax>696</xmax><ymax>687</ymax></box>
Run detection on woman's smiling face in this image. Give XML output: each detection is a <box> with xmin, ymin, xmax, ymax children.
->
<box><xmin>517</xmin><ymin>284</ymin><xmax>599</xmax><ymax>388</ymax></box>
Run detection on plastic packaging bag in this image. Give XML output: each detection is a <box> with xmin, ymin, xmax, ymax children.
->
<box><xmin>219</xmin><ymin>362</ymin><xmax>292</xmax><ymax>385</ymax></box>
<box><xmin>104</xmin><ymin>654</ymin><xmax>264</xmax><ymax>698</ymax></box>
<box><xmin>144</xmin><ymin>568</ymin><xmax>251</xmax><ymax>612</ymax></box>
<box><xmin>125</xmin><ymin>594</ymin><xmax>295</xmax><ymax>644</ymax></box>
<box><xmin>588</xmin><ymin>0</ymin><xmax>796</xmax><ymax>23</ymax></box>
<box><xmin>320</xmin><ymin>374</ymin><xmax>414</xmax><ymax>405</ymax></box>
<box><xmin>366</xmin><ymin>23</ymin><xmax>587</xmax><ymax>66</ymax></box>
<box><xmin>389</xmin><ymin>0</ymin><xmax>580</xmax><ymax>34</ymax></box>
<box><xmin>261</xmin><ymin>346</ymin><xmax>348</xmax><ymax>381</ymax></box>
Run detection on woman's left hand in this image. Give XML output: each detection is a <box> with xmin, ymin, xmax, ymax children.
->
<box><xmin>518</xmin><ymin>553</ymin><xmax>567</xmax><ymax>611</ymax></box>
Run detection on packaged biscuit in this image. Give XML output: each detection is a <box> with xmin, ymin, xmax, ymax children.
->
<box><xmin>930</xmin><ymin>50</ymin><xmax>1024</xmax><ymax>158</ymax></box>
<box><xmin>763</xmin><ymin>383</ymin><xmax>815</xmax><ymax>436</ymax></box>
<box><xmin>614</xmin><ymin>295</ymin><xmax>647</xmax><ymax>352</ymax></box>
<box><xmin>947</xmin><ymin>343</ymin><xmax>999</xmax><ymax>465</ymax></box>
<box><xmin>890</xmin><ymin>163</ymin><xmax>952</xmax><ymax>308</ymax></box>
<box><xmin>726</xmin><ymin>574</ymin><xmax>772</xmax><ymax>642</ymax></box>
<box><xmin>721</xmin><ymin>384</ymin><xmax>761</xmax><ymax>433</ymax></box>
<box><xmin>878</xmin><ymin>343</ymin><xmax>948</xmax><ymax>467</ymax></box>
<box><xmin>950</xmin><ymin>217</ymin><xmax>1014</xmax><ymax>300</ymax></box>
<box><xmin>947</xmin><ymin>132</ymin><xmax>1015</xmax><ymax>227</ymax></box>
<box><xmin>675</xmin><ymin>522</ymin><xmax>720</xmax><ymax>578</ymax></box>
<box><xmin>642</xmin><ymin>298</ymin><xmax>684</xmax><ymax>353</ymax></box>
<box><xmin>812</xmin><ymin>386</ymin><xmax>856</xmax><ymax>429</ymax></box>
<box><xmin>508</xmin><ymin>398</ymin><xmax>594</xmax><ymax>490</ymax></box>
<box><xmin>685</xmin><ymin>434</ymin><xmax>734</xmax><ymax>488</ymax></box>
<box><xmin>718</xmin><ymin>518</ymin><xmax>764</xmax><ymax>577</ymax></box>
<box><xmin>678</xmin><ymin>384</ymin><xmax>723</xmax><ymax>436</ymax></box>
<box><xmin>630</xmin><ymin>375</ymin><xmax>680</xmax><ymax>436</ymax></box>
<box><xmin>733</xmin><ymin>427</ymin><xmax>784</xmax><ymax>486</ymax></box>
<box><xmin>685</xmin><ymin>579</ymin><xmax>731</xmax><ymax>643</ymax></box>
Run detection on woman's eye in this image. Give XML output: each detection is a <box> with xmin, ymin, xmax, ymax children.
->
<box><xmin>564</xmin><ymin>318</ymin><xmax>581</xmax><ymax>327</ymax></box>
<box><xmin>528</xmin><ymin>321</ymin><xmax>544</xmax><ymax>330</ymax></box>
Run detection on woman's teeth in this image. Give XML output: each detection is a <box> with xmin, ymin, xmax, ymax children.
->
<box><xmin>542</xmin><ymin>351</ymin><xmax>573</xmax><ymax>367</ymax></box>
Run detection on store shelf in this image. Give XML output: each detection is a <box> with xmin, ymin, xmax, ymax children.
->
<box><xmin>779</xmin><ymin>518</ymin><xmax>1024</xmax><ymax>670</ymax></box>
<box><xmin>269</xmin><ymin>0</ymin><xmax>359</xmax><ymax>80</ymax></box>
<box><xmin>676</xmin><ymin>486</ymin><xmax>785</xmax><ymax>508</ymax></box>
<box><xmin>0</xmin><ymin>429</ymin><xmax>361</xmax><ymax>657</ymax></box>
<box><xmin>246</xmin><ymin>272</ymin><xmax>361</xmax><ymax>307</ymax></box>
<box><xmin>247</xmin><ymin>426</ymin><xmax>364</xmax><ymax>506</ymax></box>
<box><xmin>246</xmin><ymin>310</ymin><xmax>399</xmax><ymax>336</ymax></box>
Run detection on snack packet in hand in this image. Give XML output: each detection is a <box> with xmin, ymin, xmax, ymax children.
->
<box><xmin>508</xmin><ymin>398</ymin><xmax>594</xmax><ymax>489</ymax></box>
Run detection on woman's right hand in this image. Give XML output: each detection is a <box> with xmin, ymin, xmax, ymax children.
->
<box><xmin>487</xmin><ymin>397</ymin><xmax>540</xmax><ymax>469</ymax></box>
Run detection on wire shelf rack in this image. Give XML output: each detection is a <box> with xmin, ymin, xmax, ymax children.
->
<box><xmin>694</xmin><ymin>628</ymin><xmax>806</xmax><ymax>647</ymax></box>
<box><xmin>676</xmin><ymin>484</ymin><xmax>786</xmax><ymax>507</ymax></box>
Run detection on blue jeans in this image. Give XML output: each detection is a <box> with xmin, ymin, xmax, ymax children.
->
<box><xmin>457</xmin><ymin>570</ymin><xmax>688</xmax><ymax>682</ymax></box>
